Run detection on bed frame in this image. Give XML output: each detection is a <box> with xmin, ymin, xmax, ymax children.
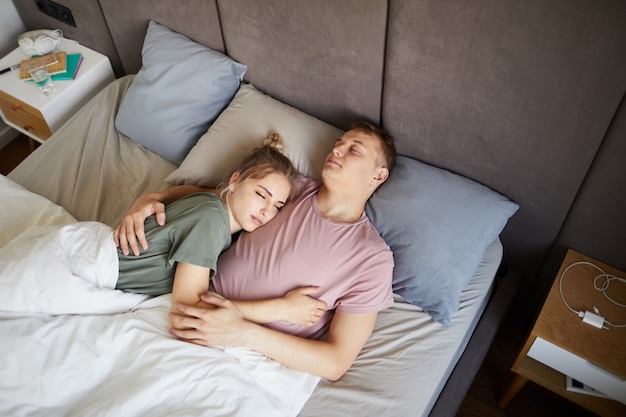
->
<box><xmin>12</xmin><ymin>0</ymin><xmax>626</xmax><ymax>414</ymax></box>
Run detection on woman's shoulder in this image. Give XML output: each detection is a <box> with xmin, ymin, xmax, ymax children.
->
<box><xmin>167</xmin><ymin>192</ymin><xmax>226</xmax><ymax>217</ymax></box>
<box><xmin>175</xmin><ymin>191</ymin><xmax>221</xmax><ymax>204</ymax></box>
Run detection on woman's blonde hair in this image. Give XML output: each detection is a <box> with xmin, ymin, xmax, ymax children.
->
<box><xmin>219</xmin><ymin>132</ymin><xmax>299</xmax><ymax>202</ymax></box>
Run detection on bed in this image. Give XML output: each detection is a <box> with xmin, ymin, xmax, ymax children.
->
<box><xmin>0</xmin><ymin>64</ymin><xmax>519</xmax><ymax>417</ymax></box>
<box><xmin>6</xmin><ymin>0</ymin><xmax>622</xmax><ymax>415</ymax></box>
<box><xmin>0</xmin><ymin>29</ymin><xmax>521</xmax><ymax>417</ymax></box>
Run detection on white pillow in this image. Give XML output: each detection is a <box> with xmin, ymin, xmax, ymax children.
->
<box><xmin>165</xmin><ymin>83</ymin><xmax>344</xmax><ymax>187</ymax></box>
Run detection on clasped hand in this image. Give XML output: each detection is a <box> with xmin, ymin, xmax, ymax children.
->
<box><xmin>169</xmin><ymin>294</ymin><xmax>245</xmax><ymax>347</ymax></box>
<box><xmin>169</xmin><ymin>289</ymin><xmax>328</xmax><ymax>347</ymax></box>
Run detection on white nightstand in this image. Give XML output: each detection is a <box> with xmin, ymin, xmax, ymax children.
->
<box><xmin>0</xmin><ymin>41</ymin><xmax>114</xmax><ymax>148</ymax></box>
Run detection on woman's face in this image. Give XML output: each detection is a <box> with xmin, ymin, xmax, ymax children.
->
<box><xmin>228</xmin><ymin>171</ymin><xmax>292</xmax><ymax>232</ymax></box>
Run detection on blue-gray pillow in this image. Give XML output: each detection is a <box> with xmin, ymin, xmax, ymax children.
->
<box><xmin>115</xmin><ymin>20</ymin><xmax>247</xmax><ymax>164</ymax></box>
<box><xmin>366</xmin><ymin>155</ymin><xmax>519</xmax><ymax>325</ymax></box>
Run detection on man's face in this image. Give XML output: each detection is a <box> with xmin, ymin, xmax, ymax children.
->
<box><xmin>322</xmin><ymin>129</ymin><xmax>387</xmax><ymax>192</ymax></box>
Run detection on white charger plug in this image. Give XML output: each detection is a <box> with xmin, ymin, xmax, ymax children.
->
<box><xmin>578</xmin><ymin>310</ymin><xmax>606</xmax><ymax>329</ymax></box>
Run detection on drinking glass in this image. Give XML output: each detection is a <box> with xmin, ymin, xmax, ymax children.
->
<box><xmin>24</xmin><ymin>59</ymin><xmax>55</xmax><ymax>96</ymax></box>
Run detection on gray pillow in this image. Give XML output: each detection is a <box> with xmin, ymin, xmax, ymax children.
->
<box><xmin>366</xmin><ymin>155</ymin><xmax>519</xmax><ymax>325</ymax></box>
<box><xmin>115</xmin><ymin>20</ymin><xmax>247</xmax><ymax>164</ymax></box>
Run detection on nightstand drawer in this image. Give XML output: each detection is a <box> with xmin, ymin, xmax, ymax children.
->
<box><xmin>0</xmin><ymin>90</ymin><xmax>52</xmax><ymax>140</ymax></box>
<box><xmin>528</xmin><ymin>337</ymin><xmax>626</xmax><ymax>404</ymax></box>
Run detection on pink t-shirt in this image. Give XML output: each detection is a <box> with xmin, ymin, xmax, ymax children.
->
<box><xmin>212</xmin><ymin>177</ymin><xmax>394</xmax><ymax>339</ymax></box>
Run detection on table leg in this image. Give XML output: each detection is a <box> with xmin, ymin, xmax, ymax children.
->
<box><xmin>498</xmin><ymin>374</ymin><xmax>528</xmax><ymax>408</ymax></box>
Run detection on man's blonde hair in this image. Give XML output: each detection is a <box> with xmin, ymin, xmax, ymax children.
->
<box><xmin>351</xmin><ymin>120</ymin><xmax>396</xmax><ymax>170</ymax></box>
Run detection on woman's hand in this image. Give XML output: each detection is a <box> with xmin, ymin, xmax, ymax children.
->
<box><xmin>228</xmin><ymin>287</ymin><xmax>327</xmax><ymax>326</ymax></box>
<box><xmin>279</xmin><ymin>287</ymin><xmax>327</xmax><ymax>326</ymax></box>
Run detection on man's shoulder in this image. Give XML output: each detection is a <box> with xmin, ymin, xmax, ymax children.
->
<box><xmin>360</xmin><ymin>216</ymin><xmax>393</xmax><ymax>256</ymax></box>
<box><xmin>296</xmin><ymin>176</ymin><xmax>321</xmax><ymax>195</ymax></box>
<box><xmin>286</xmin><ymin>177</ymin><xmax>320</xmax><ymax>213</ymax></box>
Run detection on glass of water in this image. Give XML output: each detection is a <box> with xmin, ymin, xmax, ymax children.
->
<box><xmin>24</xmin><ymin>59</ymin><xmax>55</xmax><ymax>96</ymax></box>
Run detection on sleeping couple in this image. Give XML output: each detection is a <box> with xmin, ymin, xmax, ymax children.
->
<box><xmin>3</xmin><ymin>121</ymin><xmax>396</xmax><ymax>381</ymax></box>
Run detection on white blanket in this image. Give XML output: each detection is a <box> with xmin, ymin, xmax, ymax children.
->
<box><xmin>0</xmin><ymin>175</ymin><xmax>320</xmax><ymax>417</ymax></box>
<box><xmin>0</xmin><ymin>221</ymin><xmax>148</xmax><ymax>315</ymax></box>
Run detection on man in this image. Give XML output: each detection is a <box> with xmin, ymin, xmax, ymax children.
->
<box><xmin>115</xmin><ymin>121</ymin><xmax>396</xmax><ymax>381</ymax></box>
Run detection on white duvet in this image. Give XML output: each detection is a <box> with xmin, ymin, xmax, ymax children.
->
<box><xmin>0</xmin><ymin>175</ymin><xmax>320</xmax><ymax>417</ymax></box>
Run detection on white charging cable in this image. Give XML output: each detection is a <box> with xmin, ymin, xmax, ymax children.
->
<box><xmin>559</xmin><ymin>261</ymin><xmax>626</xmax><ymax>329</ymax></box>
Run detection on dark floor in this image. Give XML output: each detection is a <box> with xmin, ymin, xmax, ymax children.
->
<box><xmin>457</xmin><ymin>319</ymin><xmax>598</xmax><ymax>417</ymax></box>
<box><xmin>0</xmin><ymin>134</ymin><xmax>600</xmax><ymax>417</ymax></box>
<box><xmin>0</xmin><ymin>134</ymin><xmax>37</xmax><ymax>175</ymax></box>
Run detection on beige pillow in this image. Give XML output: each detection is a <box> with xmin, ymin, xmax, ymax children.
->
<box><xmin>165</xmin><ymin>83</ymin><xmax>344</xmax><ymax>187</ymax></box>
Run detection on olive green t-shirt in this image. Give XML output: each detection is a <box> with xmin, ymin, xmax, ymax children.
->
<box><xmin>116</xmin><ymin>193</ymin><xmax>231</xmax><ymax>296</ymax></box>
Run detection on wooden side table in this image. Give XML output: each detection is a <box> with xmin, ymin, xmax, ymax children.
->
<box><xmin>498</xmin><ymin>249</ymin><xmax>626</xmax><ymax>416</ymax></box>
<box><xmin>0</xmin><ymin>41</ymin><xmax>114</xmax><ymax>150</ymax></box>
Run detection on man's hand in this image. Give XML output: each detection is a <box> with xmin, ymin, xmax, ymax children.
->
<box><xmin>169</xmin><ymin>295</ymin><xmax>248</xmax><ymax>346</ymax></box>
<box><xmin>169</xmin><ymin>297</ymin><xmax>218</xmax><ymax>331</ymax></box>
<box><xmin>114</xmin><ymin>194</ymin><xmax>165</xmax><ymax>256</ymax></box>
<box><xmin>170</xmin><ymin>295</ymin><xmax>378</xmax><ymax>380</ymax></box>
<box><xmin>280</xmin><ymin>287</ymin><xmax>327</xmax><ymax>326</ymax></box>
<box><xmin>114</xmin><ymin>185</ymin><xmax>212</xmax><ymax>256</ymax></box>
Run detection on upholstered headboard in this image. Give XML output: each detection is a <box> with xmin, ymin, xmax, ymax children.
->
<box><xmin>14</xmin><ymin>0</ymin><xmax>626</xmax><ymax>324</ymax></box>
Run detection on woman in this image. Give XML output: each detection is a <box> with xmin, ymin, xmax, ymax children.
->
<box><xmin>116</xmin><ymin>133</ymin><xmax>304</xmax><ymax>316</ymax></box>
<box><xmin>1</xmin><ymin>133</ymin><xmax>327</xmax><ymax>328</ymax></box>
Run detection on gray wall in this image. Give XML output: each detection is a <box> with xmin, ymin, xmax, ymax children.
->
<box><xmin>12</xmin><ymin>0</ymin><xmax>626</xmax><ymax>327</ymax></box>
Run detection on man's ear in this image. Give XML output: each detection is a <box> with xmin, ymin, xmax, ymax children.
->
<box><xmin>373</xmin><ymin>167</ymin><xmax>389</xmax><ymax>185</ymax></box>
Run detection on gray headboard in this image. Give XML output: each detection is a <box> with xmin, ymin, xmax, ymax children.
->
<box><xmin>14</xmin><ymin>0</ymin><xmax>626</xmax><ymax>324</ymax></box>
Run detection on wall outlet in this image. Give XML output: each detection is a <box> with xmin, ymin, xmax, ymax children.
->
<box><xmin>34</xmin><ymin>0</ymin><xmax>76</xmax><ymax>27</ymax></box>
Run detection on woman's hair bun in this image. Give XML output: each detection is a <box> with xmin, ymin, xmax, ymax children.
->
<box><xmin>263</xmin><ymin>131</ymin><xmax>284</xmax><ymax>151</ymax></box>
